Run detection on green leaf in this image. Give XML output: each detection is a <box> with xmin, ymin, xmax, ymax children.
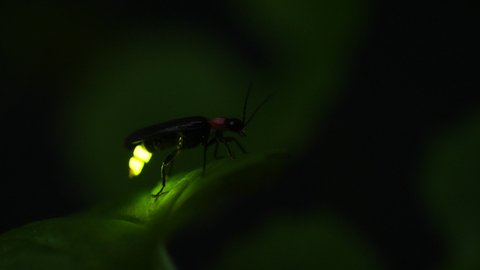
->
<box><xmin>0</xmin><ymin>217</ymin><xmax>163</xmax><ymax>270</ymax></box>
<box><xmin>104</xmin><ymin>151</ymin><xmax>289</xmax><ymax>235</ymax></box>
<box><xmin>0</xmin><ymin>152</ymin><xmax>288</xmax><ymax>270</ymax></box>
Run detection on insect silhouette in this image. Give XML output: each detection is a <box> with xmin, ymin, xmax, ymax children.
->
<box><xmin>125</xmin><ymin>84</ymin><xmax>274</xmax><ymax>198</ymax></box>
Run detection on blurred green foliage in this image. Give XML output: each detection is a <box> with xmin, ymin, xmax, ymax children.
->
<box><xmin>212</xmin><ymin>214</ymin><xmax>381</xmax><ymax>270</ymax></box>
<box><xmin>422</xmin><ymin>111</ymin><xmax>480</xmax><ymax>270</ymax></box>
<box><xmin>0</xmin><ymin>218</ymin><xmax>156</xmax><ymax>270</ymax></box>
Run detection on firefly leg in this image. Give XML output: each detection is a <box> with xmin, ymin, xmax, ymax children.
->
<box><xmin>212</xmin><ymin>134</ymin><xmax>235</xmax><ymax>159</ymax></box>
<box><xmin>202</xmin><ymin>138</ymin><xmax>216</xmax><ymax>175</ymax></box>
<box><xmin>223</xmin><ymin>136</ymin><xmax>247</xmax><ymax>154</ymax></box>
<box><xmin>207</xmin><ymin>136</ymin><xmax>225</xmax><ymax>159</ymax></box>
<box><xmin>214</xmin><ymin>141</ymin><xmax>227</xmax><ymax>159</ymax></box>
<box><xmin>153</xmin><ymin>135</ymin><xmax>184</xmax><ymax>198</ymax></box>
<box><xmin>202</xmin><ymin>143</ymin><xmax>207</xmax><ymax>175</ymax></box>
<box><xmin>153</xmin><ymin>149</ymin><xmax>181</xmax><ymax>198</ymax></box>
<box><xmin>220</xmin><ymin>138</ymin><xmax>235</xmax><ymax>159</ymax></box>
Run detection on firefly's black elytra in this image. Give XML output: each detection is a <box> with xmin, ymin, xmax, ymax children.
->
<box><xmin>125</xmin><ymin>84</ymin><xmax>273</xmax><ymax>198</ymax></box>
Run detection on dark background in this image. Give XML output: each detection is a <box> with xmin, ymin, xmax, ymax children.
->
<box><xmin>0</xmin><ymin>1</ymin><xmax>477</xmax><ymax>270</ymax></box>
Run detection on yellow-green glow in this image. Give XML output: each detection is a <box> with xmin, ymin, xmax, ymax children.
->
<box><xmin>129</xmin><ymin>157</ymin><xmax>145</xmax><ymax>178</ymax></box>
<box><xmin>133</xmin><ymin>144</ymin><xmax>152</xmax><ymax>163</ymax></box>
<box><xmin>128</xmin><ymin>144</ymin><xmax>153</xmax><ymax>178</ymax></box>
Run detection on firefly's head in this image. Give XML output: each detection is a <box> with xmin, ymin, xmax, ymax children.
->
<box><xmin>225</xmin><ymin>118</ymin><xmax>245</xmax><ymax>135</ymax></box>
<box><xmin>208</xmin><ymin>117</ymin><xmax>245</xmax><ymax>135</ymax></box>
<box><xmin>209</xmin><ymin>83</ymin><xmax>274</xmax><ymax>136</ymax></box>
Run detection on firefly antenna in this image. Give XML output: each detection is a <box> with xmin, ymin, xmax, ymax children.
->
<box><xmin>242</xmin><ymin>83</ymin><xmax>253</xmax><ymax>123</ymax></box>
<box><xmin>244</xmin><ymin>87</ymin><xmax>276</xmax><ymax>127</ymax></box>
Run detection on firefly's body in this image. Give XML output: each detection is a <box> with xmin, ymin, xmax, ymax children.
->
<box><xmin>125</xmin><ymin>84</ymin><xmax>273</xmax><ymax>198</ymax></box>
<box><xmin>125</xmin><ymin>116</ymin><xmax>211</xmax><ymax>152</ymax></box>
<box><xmin>125</xmin><ymin>116</ymin><xmax>246</xmax><ymax>197</ymax></box>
